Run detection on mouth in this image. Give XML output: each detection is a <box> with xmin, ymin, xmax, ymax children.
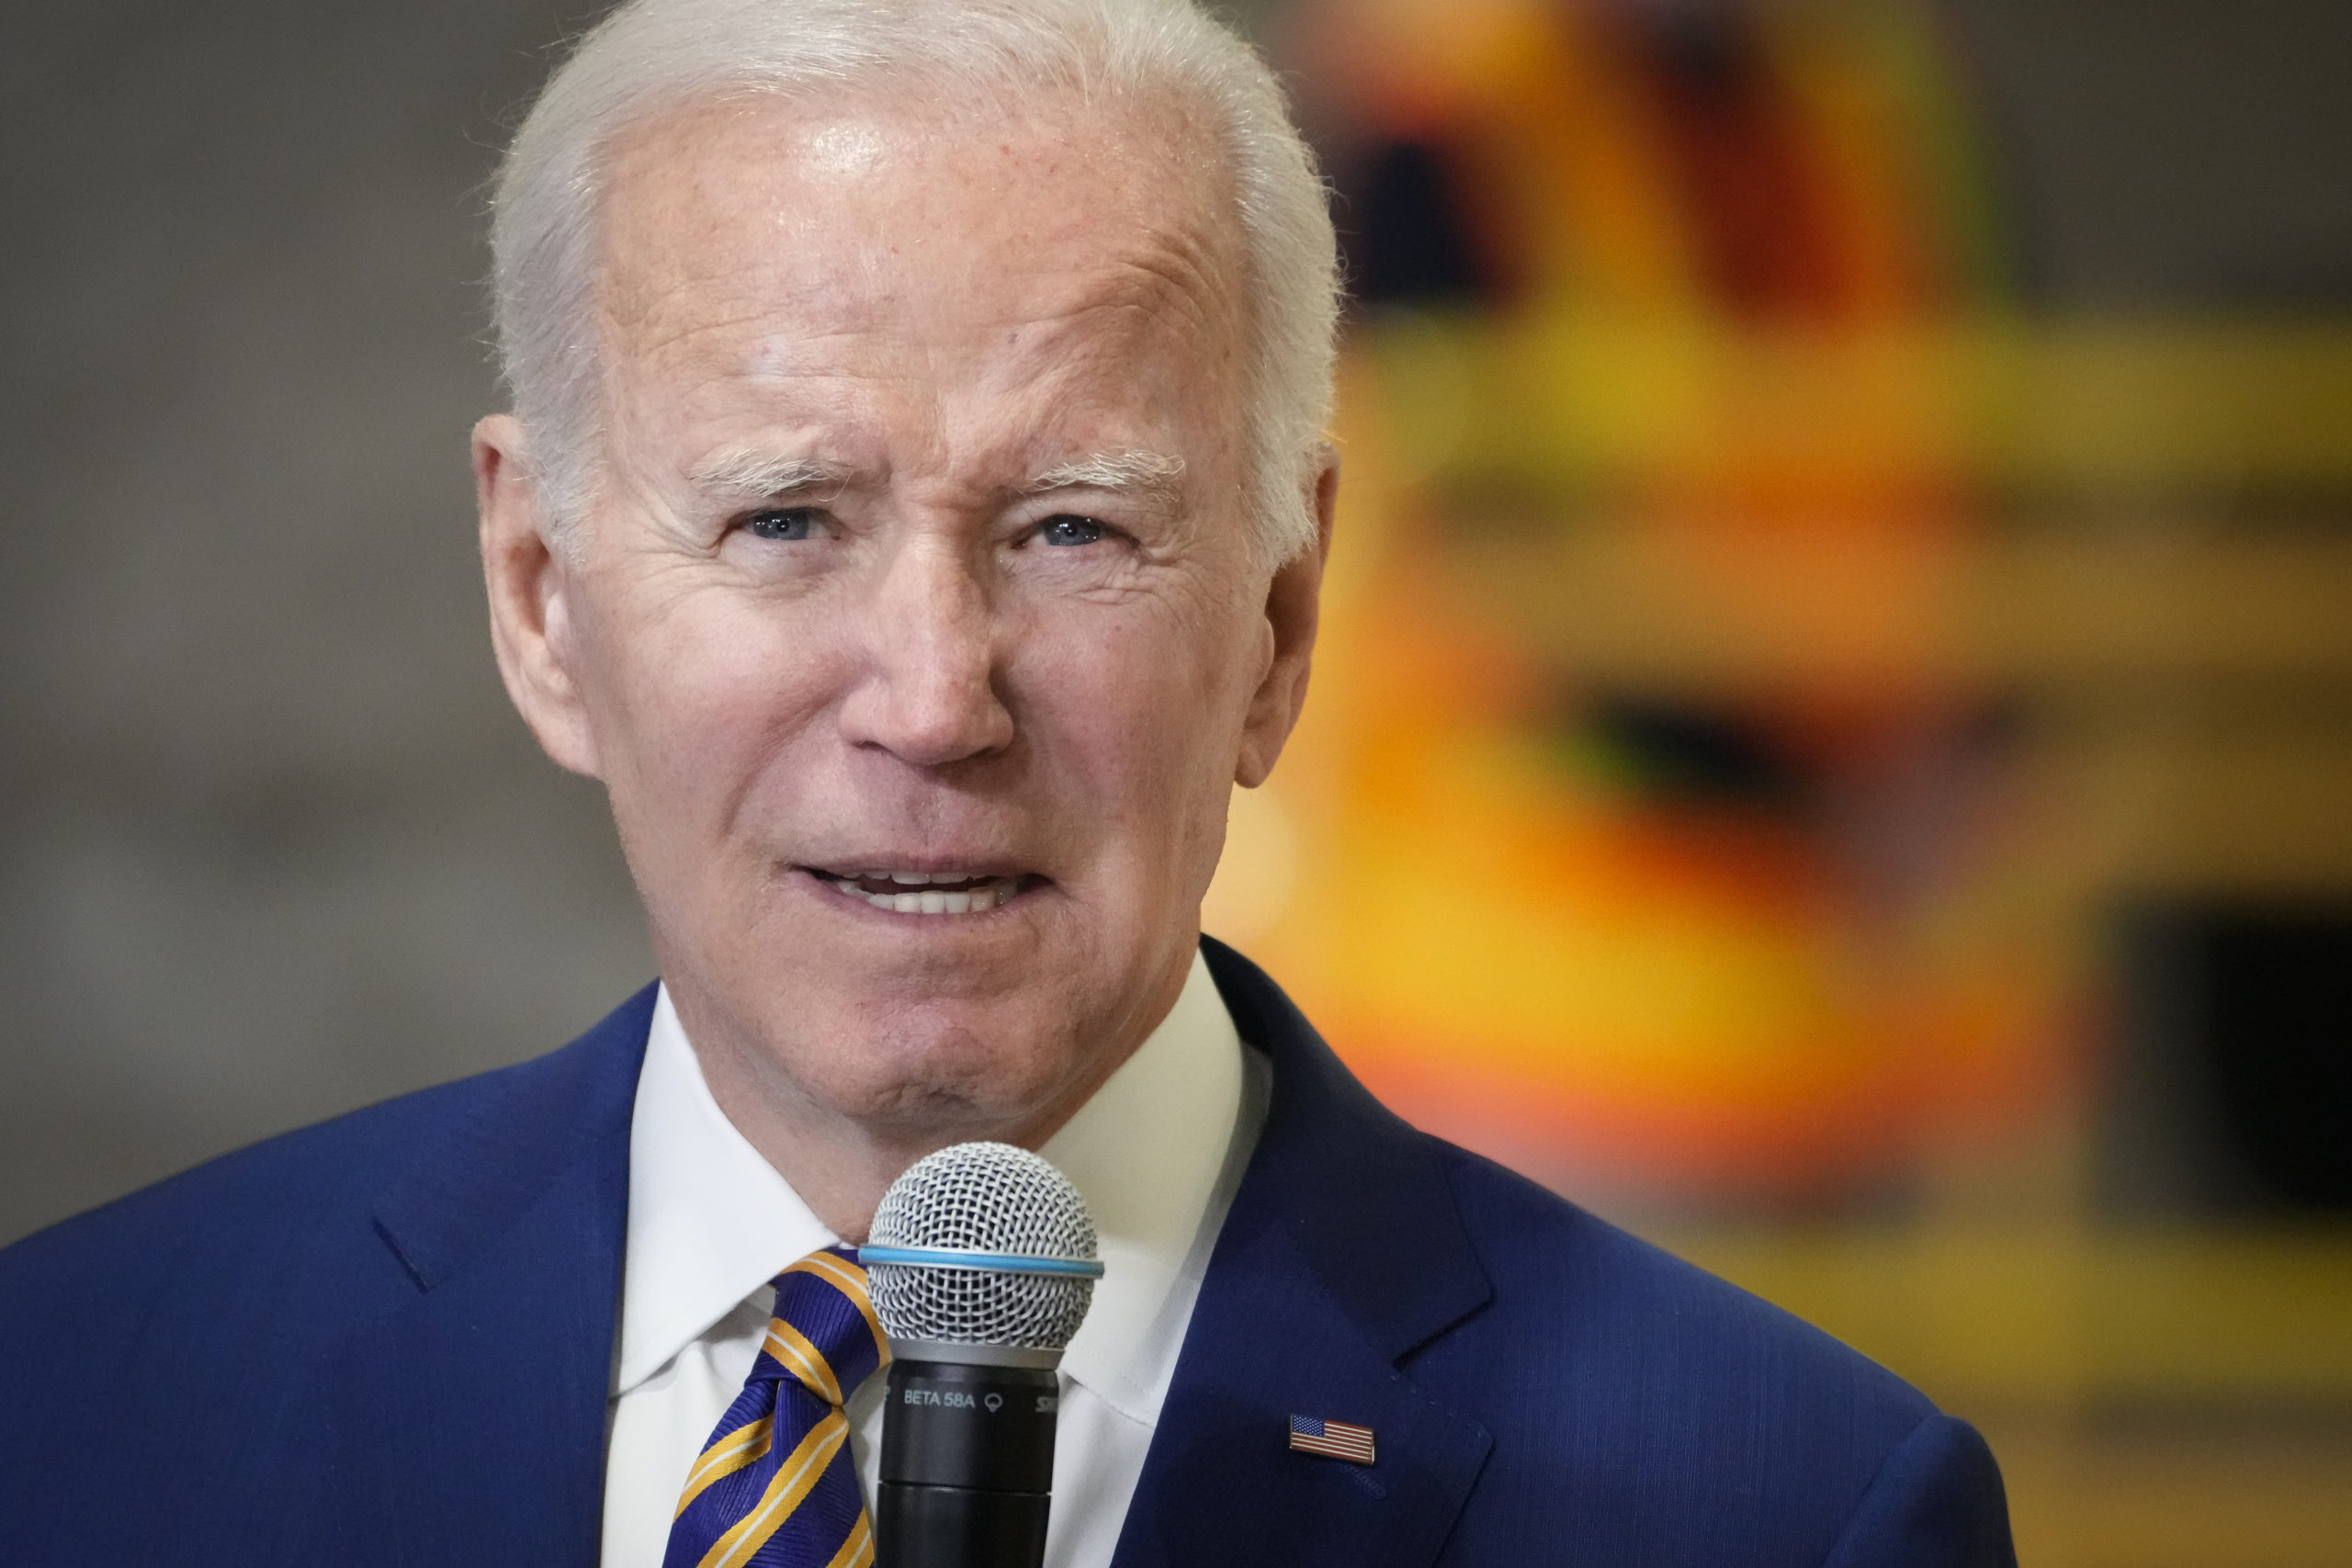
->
<box><xmin>804</xmin><ymin>866</ymin><xmax>1043</xmax><ymax>915</ymax></box>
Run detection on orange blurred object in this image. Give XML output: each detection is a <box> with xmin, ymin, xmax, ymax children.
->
<box><xmin>1206</xmin><ymin>0</ymin><xmax>2083</xmax><ymax>1203</ymax></box>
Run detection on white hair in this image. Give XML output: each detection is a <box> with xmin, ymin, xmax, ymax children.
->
<box><xmin>487</xmin><ymin>0</ymin><xmax>1339</xmax><ymax>563</ymax></box>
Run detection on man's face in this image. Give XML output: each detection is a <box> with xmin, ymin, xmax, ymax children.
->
<box><xmin>481</xmin><ymin>92</ymin><xmax>1326</xmax><ymax>1153</ymax></box>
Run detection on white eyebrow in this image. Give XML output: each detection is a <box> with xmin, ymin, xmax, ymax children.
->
<box><xmin>687</xmin><ymin>449</ymin><xmax>845</xmax><ymax>498</ymax></box>
<box><xmin>1026</xmin><ymin>450</ymin><xmax>1186</xmax><ymax>496</ymax></box>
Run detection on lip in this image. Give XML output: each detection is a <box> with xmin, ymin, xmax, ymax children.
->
<box><xmin>801</xmin><ymin>858</ymin><xmax>1036</xmax><ymax>881</ymax></box>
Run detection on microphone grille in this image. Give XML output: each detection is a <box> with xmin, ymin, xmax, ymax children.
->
<box><xmin>866</xmin><ymin>1141</ymin><xmax>1098</xmax><ymax>1352</ymax></box>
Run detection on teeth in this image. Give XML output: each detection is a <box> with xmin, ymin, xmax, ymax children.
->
<box><xmin>825</xmin><ymin>873</ymin><xmax>1021</xmax><ymax>915</ymax></box>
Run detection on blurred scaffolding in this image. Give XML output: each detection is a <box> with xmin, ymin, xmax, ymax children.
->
<box><xmin>1201</xmin><ymin>1</ymin><xmax>2352</xmax><ymax>1562</ymax></box>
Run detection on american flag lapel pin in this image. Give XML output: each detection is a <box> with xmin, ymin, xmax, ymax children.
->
<box><xmin>1289</xmin><ymin>1414</ymin><xmax>1376</xmax><ymax>1465</ymax></box>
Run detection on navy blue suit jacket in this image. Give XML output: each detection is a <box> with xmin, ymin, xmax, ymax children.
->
<box><xmin>0</xmin><ymin>939</ymin><xmax>2012</xmax><ymax>1565</ymax></box>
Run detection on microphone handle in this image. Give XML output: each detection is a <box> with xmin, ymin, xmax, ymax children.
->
<box><xmin>876</xmin><ymin>1359</ymin><xmax>1059</xmax><ymax>1568</ymax></box>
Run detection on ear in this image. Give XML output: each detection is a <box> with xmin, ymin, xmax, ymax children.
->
<box><xmin>1234</xmin><ymin>446</ymin><xmax>1339</xmax><ymax>788</ymax></box>
<box><xmin>475</xmin><ymin>414</ymin><xmax>603</xmax><ymax>779</ymax></box>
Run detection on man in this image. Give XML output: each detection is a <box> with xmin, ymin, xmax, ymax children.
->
<box><xmin>0</xmin><ymin>1</ymin><xmax>2014</xmax><ymax>1564</ymax></box>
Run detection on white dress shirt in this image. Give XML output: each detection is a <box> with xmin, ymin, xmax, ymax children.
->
<box><xmin>600</xmin><ymin>953</ymin><xmax>1269</xmax><ymax>1568</ymax></box>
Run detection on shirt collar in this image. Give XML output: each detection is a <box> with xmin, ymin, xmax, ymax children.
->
<box><xmin>616</xmin><ymin>950</ymin><xmax>1252</xmax><ymax>1423</ymax></box>
<box><xmin>1043</xmin><ymin>949</ymin><xmax>1251</xmax><ymax>1425</ymax></box>
<box><xmin>616</xmin><ymin>985</ymin><xmax>838</xmax><ymax>1393</ymax></box>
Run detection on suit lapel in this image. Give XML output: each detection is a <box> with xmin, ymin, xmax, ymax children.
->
<box><xmin>301</xmin><ymin>952</ymin><xmax>1490</xmax><ymax>1565</ymax></box>
<box><xmin>1110</xmin><ymin>942</ymin><xmax>1494</xmax><ymax>1568</ymax></box>
<box><xmin>320</xmin><ymin>985</ymin><xmax>655</xmax><ymax>1566</ymax></box>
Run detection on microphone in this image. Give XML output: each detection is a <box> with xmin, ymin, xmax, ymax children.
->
<box><xmin>859</xmin><ymin>1142</ymin><xmax>1102</xmax><ymax>1568</ymax></box>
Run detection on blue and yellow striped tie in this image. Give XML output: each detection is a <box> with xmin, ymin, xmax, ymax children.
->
<box><xmin>663</xmin><ymin>1247</ymin><xmax>892</xmax><ymax>1568</ymax></box>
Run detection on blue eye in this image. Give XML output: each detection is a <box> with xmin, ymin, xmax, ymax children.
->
<box><xmin>1040</xmin><ymin>514</ymin><xmax>1103</xmax><ymax>547</ymax></box>
<box><xmin>745</xmin><ymin>508</ymin><xmax>816</xmax><ymax>541</ymax></box>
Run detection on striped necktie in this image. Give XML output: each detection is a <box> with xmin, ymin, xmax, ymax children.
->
<box><xmin>663</xmin><ymin>1247</ymin><xmax>892</xmax><ymax>1568</ymax></box>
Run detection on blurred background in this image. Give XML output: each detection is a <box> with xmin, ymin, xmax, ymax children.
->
<box><xmin>3</xmin><ymin>1</ymin><xmax>2347</xmax><ymax>1561</ymax></box>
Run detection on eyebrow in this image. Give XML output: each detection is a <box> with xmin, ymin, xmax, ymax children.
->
<box><xmin>1025</xmin><ymin>450</ymin><xmax>1187</xmax><ymax>500</ymax></box>
<box><xmin>687</xmin><ymin>449</ymin><xmax>846</xmax><ymax>499</ymax></box>
<box><xmin>684</xmin><ymin>447</ymin><xmax>1187</xmax><ymax>506</ymax></box>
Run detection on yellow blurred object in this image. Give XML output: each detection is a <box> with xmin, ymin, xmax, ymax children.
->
<box><xmin>1211</xmin><ymin>346</ymin><xmax>2086</xmax><ymax>1197</ymax></box>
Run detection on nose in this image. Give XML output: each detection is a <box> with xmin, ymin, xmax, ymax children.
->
<box><xmin>838</xmin><ymin>533</ymin><xmax>1016</xmax><ymax>766</ymax></box>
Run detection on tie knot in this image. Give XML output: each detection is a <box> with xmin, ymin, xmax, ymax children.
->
<box><xmin>754</xmin><ymin>1246</ymin><xmax>892</xmax><ymax>1407</ymax></box>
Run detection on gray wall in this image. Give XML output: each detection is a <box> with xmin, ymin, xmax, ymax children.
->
<box><xmin>5</xmin><ymin>0</ymin><xmax>2350</xmax><ymax>1245</ymax></box>
<box><xmin>0</xmin><ymin>1</ymin><xmax>650</xmax><ymax>1243</ymax></box>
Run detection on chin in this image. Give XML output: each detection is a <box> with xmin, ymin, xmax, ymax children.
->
<box><xmin>784</xmin><ymin>998</ymin><xmax>1082</xmax><ymax>1134</ymax></box>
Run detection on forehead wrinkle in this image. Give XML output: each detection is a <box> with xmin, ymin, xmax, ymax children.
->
<box><xmin>1052</xmin><ymin>233</ymin><xmax>1234</xmax><ymax>355</ymax></box>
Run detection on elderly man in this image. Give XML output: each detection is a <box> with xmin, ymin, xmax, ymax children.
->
<box><xmin>0</xmin><ymin>1</ymin><xmax>2012</xmax><ymax>1564</ymax></box>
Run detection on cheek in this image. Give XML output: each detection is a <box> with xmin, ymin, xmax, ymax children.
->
<box><xmin>1013</xmin><ymin>597</ymin><xmax>1255</xmax><ymax>857</ymax></box>
<box><xmin>575</xmin><ymin>581</ymin><xmax>841</xmax><ymax>828</ymax></box>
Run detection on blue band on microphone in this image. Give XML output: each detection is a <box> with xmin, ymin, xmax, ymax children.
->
<box><xmin>856</xmin><ymin>1243</ymin><xmax>1105</xmax><ymax>1279</ymax></box>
